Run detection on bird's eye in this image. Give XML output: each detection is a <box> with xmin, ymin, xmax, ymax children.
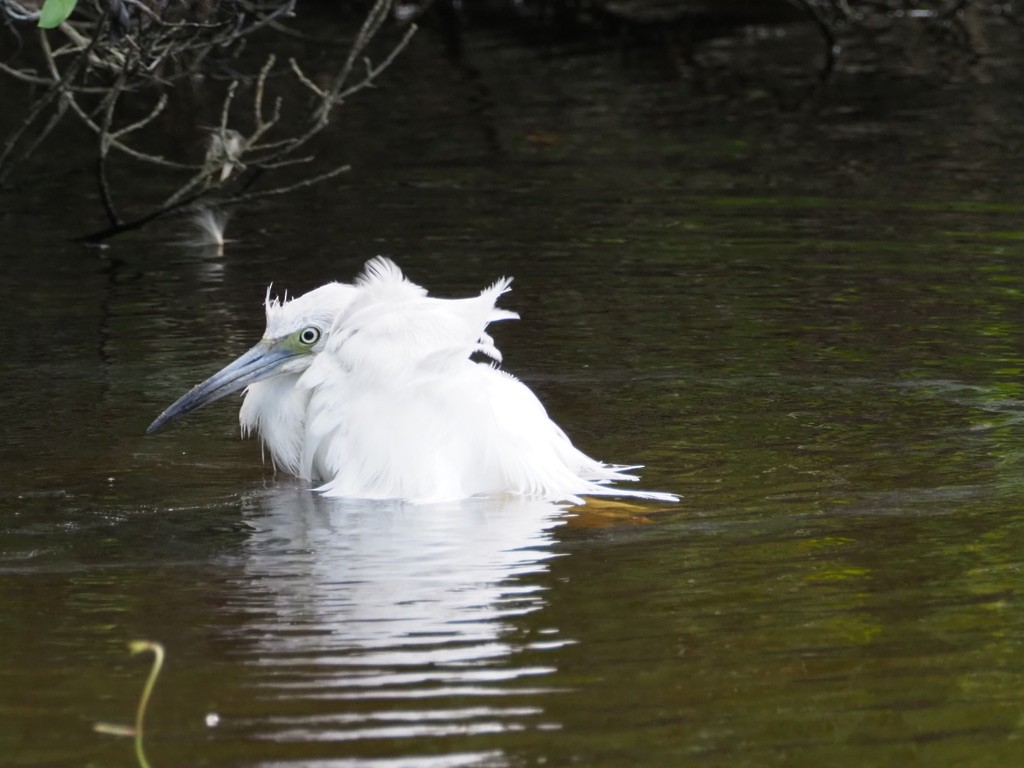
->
<box><xmin>299</xmin><ymin>327</ymin><xmax>321</xmax><ymax>346</ymax></box>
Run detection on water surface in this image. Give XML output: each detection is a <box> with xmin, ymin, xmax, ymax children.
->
<box><xmin>4</xmin><ymin>11</ymin><xmax>1024</xmax><ymax>767</ymax></box>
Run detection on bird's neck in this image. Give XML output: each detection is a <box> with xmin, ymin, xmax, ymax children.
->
<box><xmin>239</xmin><ymin>374</ymin><xmax>312</xmax><ymax>479</ymax></box>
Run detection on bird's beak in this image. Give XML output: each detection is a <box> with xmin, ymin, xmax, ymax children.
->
<box><xmin>147</xmin><ymin>340</ymin><xmax>299</xmax><ymax>434</ymax></box>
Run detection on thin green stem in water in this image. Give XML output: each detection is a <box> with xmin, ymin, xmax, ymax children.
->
<box><xmin>93</xmin><ymin>640</ymin><xmax>165</xmax><ymax>768</ymax></box>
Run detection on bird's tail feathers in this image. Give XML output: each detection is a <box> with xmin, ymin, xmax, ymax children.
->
<box><xmin>562</xmin><ymin>460</ymin><xmax>679</xmax><ymax>503</ymax></box>
<box><xmin>575</xmin><ymin>483</ymin><xmax>680</xmax><ymax>503</ymax></box>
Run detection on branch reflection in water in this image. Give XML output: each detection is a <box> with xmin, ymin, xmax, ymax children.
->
<box><xmin>227</xmin><ymin>484</ymin><xmax>571</xmax><ymax>761</ymax></box>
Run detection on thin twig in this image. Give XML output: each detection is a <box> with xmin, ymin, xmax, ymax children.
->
<box><xmin>221</xmin><ymin>162</ymin><xmax>351</xmax><ymax>204</ymax></box>
<box><xmin>254</xmin><ymin>54</ymin><xmax>275</xmax><ymax>127</ymax></box>
<box><xmin>289</xmin><ymin>57</ymin><xmax>326</xmax><ymax>98</ymax></box>
<box><xmin>338</xmin><ymin>23</ymin><xmax>417</xmax><ymax>100</ymax></box>
<box><xmin>110</xmin><ymin>94</ymin><xmax>168</xmax><ymax>140</ymax></box>
<box><xmin>19</xmin><ymin>99</ymin><xmax>69</xmax><ymax>162</ymax></box>
<box><xmin>3</xmin><ymin>0</ymin><xmax>413</xmax><ymax>240</ymax></box>
<box><xmin>39</xmin><ymin>28</ymin><xmax>195</xmax><ymax>169</ymax></box>
<box><xmin>96</xmin><ymin>69</ymin><xmax>129</xmax><ymax>226</ymax></box>
<box><xmin>217</xmin><ymin>79</ymin><xmax>239</xmax><ymax>137</ymax></box>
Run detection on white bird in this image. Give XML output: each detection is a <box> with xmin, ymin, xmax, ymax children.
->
<box><xmin>148</xmin><ymin>258</ymin><xmax>677</xmax><ymax>505</ymax></box>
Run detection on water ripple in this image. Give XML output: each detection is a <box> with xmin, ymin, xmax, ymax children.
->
<box><xmin>222</xmin><ymin>487</ymin><xmax>569</xmax><ymax>756</ymax></box>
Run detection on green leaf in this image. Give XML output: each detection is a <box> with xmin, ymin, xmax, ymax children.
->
<box><xmin>37</xmin><ymin>0</ymin><xmax>78</xmax><ymax>28</ymax></box>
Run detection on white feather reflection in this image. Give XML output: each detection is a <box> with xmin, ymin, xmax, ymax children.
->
<box><xmin>230</xmin><ymin>484</ymin><xmax>570</xmax><ymax>762</ymax></box>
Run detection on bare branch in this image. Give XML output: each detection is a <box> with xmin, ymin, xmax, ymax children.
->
<box><xmin>338</xmin><ymin>23</ymin><xmax>417</xmax><ymax>101</ymax></box>
<box><xmin>2</xmin><ymin>0</ymin><xmax>39</xmax><ymax>22</ymax></box>
<box><xmin>289</xmin><ymin>57</ymin><xmax>327</xmax><ymax>98</ymax></box>
<box><xmin>2</xmin><ymin>0</ymin><xmax>412</xmax><ymax>241</ymax></box>
<box><xmin>254</xmin><ymin>54</ymin><xmax>276</xmax><ymax>127</ymax></box>
<box><xmin>0</xmin><ymin>87</ymin><xmax>62</xmax><ymax>179</ymax></box>
<box><xmin>111</xmin><ymin>94</ymin><xmax>168</xmax><ymax>140</ymax></box>
<box><xmin>332</xmin><ymin>0</ymin><xmax>393</xmax><ymax>98</ymax></box>
<box><xmin>38</xmin><ymin>28</ymin><xmax>196</xmax><ymax>169</ymax></box>
<box><xmin>96</xmin><ymin>70</ymin><xmax>130</xmax><ymax>226</ymax></box>
<box><xmin>0</xmin><ymin>59</ymin><xmax>54</xmax><ymax>87</ymax></box>
<box><xmin>217</xmin><ymin>79</ymin><xmax>239</xmax><ymax>137</ymax></box>
<box><xmin>19</xmin><ymin>100</ymin><xmax>69</xmax><ymax>162</ymax></box>
<box><xmin>221</xmin><ymin>162</ymin><xmax>351</xmax><ymax>205</ymax></box>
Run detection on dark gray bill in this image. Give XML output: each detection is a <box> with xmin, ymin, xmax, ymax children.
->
<box><xmin>147</xmin><ymin>340</ymin><xmax>297</xmax><ymax>434</ymax></box>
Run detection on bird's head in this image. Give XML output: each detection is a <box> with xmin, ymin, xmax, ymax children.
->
<box><xmin>147</xmin><ymin>282</ymin><xmax>356</xmax><ymax>433</ymax></box>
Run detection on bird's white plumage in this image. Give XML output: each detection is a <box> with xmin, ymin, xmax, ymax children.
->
<box><xmin>239</xmin><ymin>281</ymin><xmax>358</xmax><ymax>476</ymax></box>
<box><xmin>233</xmin><ymin>258</ymin><xmax>675</xmax><ymax>505</ymax></box>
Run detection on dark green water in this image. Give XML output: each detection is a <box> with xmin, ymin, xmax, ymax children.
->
<box><xmin>5</xmin><ymin>11</ymin><xmax>1024</xmax><ymax>767</ymax></box>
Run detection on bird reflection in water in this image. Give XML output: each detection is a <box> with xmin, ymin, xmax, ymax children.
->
<box><xmin>228</xmin><ymin>486</ymin><xmax>571</xmax><ymax>751</ymax></box>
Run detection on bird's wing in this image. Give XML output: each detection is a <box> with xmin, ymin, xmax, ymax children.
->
<box><xmin>302</xmin><ymin>359</ymin><xmax>677</xmax><ymax>504</ymax></box>
<box><xmin>323</xmin><ymin>257</ymin><xmax>518</xmax><ymax>381</ymax></box>
<box><xmin>467</xmin><ymin>368</ymin><xmax>679</xmax><ymax>504</ymax></box>
<box><xmin>295</xmin><ymin>258</ymin><xmax>676</xmax><ymax>504</ymax></box>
